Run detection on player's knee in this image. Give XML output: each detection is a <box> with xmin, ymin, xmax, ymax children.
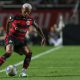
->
<box><xmin>6</xmin><ymin>48</ymin><xmax>13</xmax><ymax>57</ymax></box>
<box><xmin>6</xmin><ymin>44</ymin><xmax>13</xmax><ymax>54</ymax></box>
<box><xmin>6</xmin><ymin>47</ymin><xmax>13</xmax><ymax>54</ymax></box>
<box><xmin>6</xmin><ymin>50</ymin><xmax>13</xmax><ymax>55</ymax></box>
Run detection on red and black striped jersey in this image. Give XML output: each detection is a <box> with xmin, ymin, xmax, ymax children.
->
<box><xmin>6</xmin><ymin>14</ymin><xmax>34</xmax><ymax>41</ymax></box>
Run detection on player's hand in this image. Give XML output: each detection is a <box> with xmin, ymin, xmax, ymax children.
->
<box><xmin>41</xmin><ymin>37</ymin><xmax>46</xmax><ymax>46</ymax></box>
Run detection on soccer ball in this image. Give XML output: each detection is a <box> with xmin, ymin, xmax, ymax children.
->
<box><xmin>6</xmin><ymin>65</ymin><xmax>17</xmax><ymax>76</ymax></box>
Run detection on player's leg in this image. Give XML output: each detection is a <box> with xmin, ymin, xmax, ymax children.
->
<box><xmin>23</xmin><ymin>45</ymin><xmax>32</xmax><ymax>69</ymax></box>
<box><xmin>14</xmin><ymin>41</ymin><xmax>32</xmax><ymax>70</ymax></box>
<box><xmin>0</xmin><ymin>36</ymin><xmax>14</xmax><ymax>66</ymax></box>
<box><xmin>22</xmin><ymin>45</ymin><xmax>32</xmax><ymax>77</ymax></box>
<box><xmin>0</xmin><ymin>44</ymin><xmax>14</xmax><ymax>66</ymax></box>
<box><xmin>15</xmin><ymin>45</ymin><xmax>32</xmax><ymax>77</ymax></box>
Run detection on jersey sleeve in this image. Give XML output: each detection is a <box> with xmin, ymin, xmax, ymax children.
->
<box><xmin>9</xmin><ymin>15</ymin><xmax>18</xmax><ymax>29</ymax></box>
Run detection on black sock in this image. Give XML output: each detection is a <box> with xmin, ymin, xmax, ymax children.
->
<box><xmin>23</xmin><ymin>52</ymin><xmax>32</xmax><ymax>69</ymax></box>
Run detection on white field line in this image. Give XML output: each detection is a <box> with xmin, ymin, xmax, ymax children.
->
<box><xmin>0</xmin><ymin>46</ymin><xmax>63</xmax><ymax>73</ymax></box>
<box><xmin>29</xmin><ymin>66</ymin><xmax>75</xmax><ymax>69</ymax></box>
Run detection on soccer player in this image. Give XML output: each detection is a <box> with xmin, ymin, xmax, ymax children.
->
<box><xmin>0</xmin><ymin>3</ymin><xmax>46</xmax><ymax>77</ymax></box>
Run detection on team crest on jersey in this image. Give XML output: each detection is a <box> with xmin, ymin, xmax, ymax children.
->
<box><xmin>9</xmin><ymin>40</ymin><xmax>13</xmax><ymax>44</ymax></box>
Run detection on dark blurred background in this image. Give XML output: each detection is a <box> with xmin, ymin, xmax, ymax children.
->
<box><xmin>0</xmin><ymin>0</ymin><xmax>80</xmax><ymax>46</ymax></box>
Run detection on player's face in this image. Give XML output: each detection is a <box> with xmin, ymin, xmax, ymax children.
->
<box><xmin>22</xmin><ymin>7</ymin><xmax>31</xmax><ymax>16</ymax></box>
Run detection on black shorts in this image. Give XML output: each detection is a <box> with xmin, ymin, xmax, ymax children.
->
<box><xmin>5</xmin><ymin>36</ymin><xmax>27</xmax><ymax>53</ymax></box>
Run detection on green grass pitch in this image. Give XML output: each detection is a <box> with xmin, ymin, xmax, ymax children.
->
<box><xmin>0</xmin><ymin>45</ymin><xmax>80</xmax><ymax>80</ymax></box>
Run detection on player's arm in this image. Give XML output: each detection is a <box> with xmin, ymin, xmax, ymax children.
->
<box><xmin>6</xmin><ymin>17</ymin><xmax>12</xmax><ymax>34</ymax></box>
<box><xmin>7</xmin><ymin>16</ymin><xmax>21</xmax><ymax>32</ymax></box>
<box><xmin>33</xmin><ymin>21</ymin><xmax>44</xmax><ymax>38</ymax></box>
<box><xmin>6</xmin><ymin>16</ymin><xmax>15</xmax><ymax>34</ymax></box>
<box><xmin>6</xmin><ymin>16</ymin><xmax>23</xmax><ymax>33</ymax></box>
<box><xmin>33</xmin><ymin>21</ymin><xmax>46</xmax><ymax>45</ymax></box>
